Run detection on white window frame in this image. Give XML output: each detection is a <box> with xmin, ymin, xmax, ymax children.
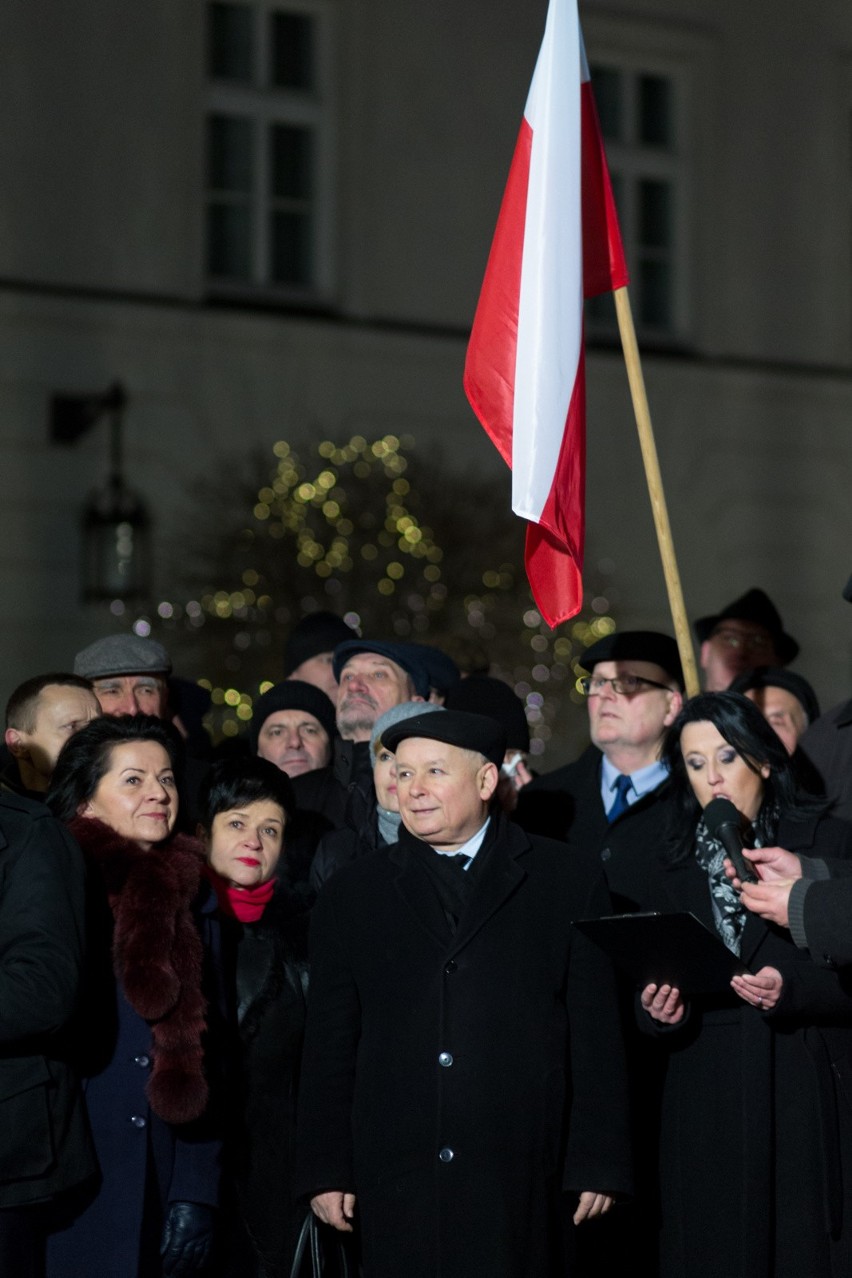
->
<box><xmin>206</xmin><ymin>0</ymin><xmax>336</xmax><ymax>303</ymax></box>
<box><xmin>585</xmin><ymin>55</ymin><xmax>690</xmax><ymax>343</ymax></box>
<box><xmin>581</xmin><ymin>11</ymin><xmax>715</xmax><ymax>347</ymax></box>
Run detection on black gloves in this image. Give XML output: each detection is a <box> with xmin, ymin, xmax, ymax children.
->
<box><xmin>160</xmin><ymin>1201</ymin><xmax>216</xmax><ymax>1277</ymax></box>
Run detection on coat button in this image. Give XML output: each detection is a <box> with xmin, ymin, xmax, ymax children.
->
<box><xmin>444</xmin><ymin>961</ymin><xmax>457</xmax><ymax>975</ymax></box>
<box><xmin>134</xmin><ymin>1055</ymin><xmax>150</xmax><ymax>1068</ymax></box>
<box><xmin>600</xmin><ymin>848</ymin><xmax>612</xmax><ymax>862</ymax></box>
<box><xmin>438</xmin><ymin>1147</ymin><xmax>454</xmax><ymax>1162</ymax></box>
<box><xmin>130</xmin><ymin>1115</ymin><xmax>147</xmax><ymax>1129</ymax></box>
<box><xmin>438</xmin><ymin>1052</ymin><xmax>453</xmax><ymax>1068</ymax></box>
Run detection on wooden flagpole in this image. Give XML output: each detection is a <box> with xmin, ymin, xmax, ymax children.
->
<box><xmin>613</xmin><ymin>286</ymin><xmax>699</xmax><ymax>697</ymax></box>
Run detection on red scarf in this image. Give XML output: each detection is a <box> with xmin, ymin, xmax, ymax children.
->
<box><xmin>68</xmin><ymin>817</ymin><xmax>209</xmax><ymax>1126</ymax></box>
<box><xmin>204</xmin><ymin>865</ymin><xmax>276</xmax><ymax>923</ymax></box>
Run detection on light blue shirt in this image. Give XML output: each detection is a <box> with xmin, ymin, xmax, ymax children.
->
<box><xmin>433</xmin><ymin>817</ymin><xmax>491</xmax><ymax>871</ymax></box>
<box><xmin>600</xmin><ymin>756</ymin><xmax>668</xmax><ymax>817</ymax></box>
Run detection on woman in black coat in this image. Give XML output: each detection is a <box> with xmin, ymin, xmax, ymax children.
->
<box><xmin>641</xmin><ymin>692</ymin><xmax>852</xmax><ymax>1278</ymax></box>
<box><xmin>45</xmin><ymin>715</ymin><xmax>222</xmax><ymax>1278</ymax></box>
<box><xmin>198</xmin><ymin>757</ymin><xmax>310</xmax><ymax>1278</ymax></box>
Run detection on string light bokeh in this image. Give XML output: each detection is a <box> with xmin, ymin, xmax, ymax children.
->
<box><xmin>125</xmin><ymin>433</ymin><xmax>619</xmax><ymax>761</ymax></box>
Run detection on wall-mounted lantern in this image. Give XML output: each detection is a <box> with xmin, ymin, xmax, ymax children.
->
<box><xmin>49</xmin><ymin>382</ymin><xmax>151</xmax><ymax>602</ymax></box>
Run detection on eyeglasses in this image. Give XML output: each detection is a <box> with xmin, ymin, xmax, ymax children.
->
<box><xmin>579</xmin><ymin>674</ymin><xmax>673</xmax><ymax>697</ymax></box>
<box><xmin>710</xmin><ymin>627</ymin><xmax>773</xmax><ymax>653</ymax></box>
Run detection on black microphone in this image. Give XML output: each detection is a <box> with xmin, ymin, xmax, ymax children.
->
<box><xmin>703</xmin><ymin>797</ymin><xmax>757</xmax><ymax>884</ymax></box>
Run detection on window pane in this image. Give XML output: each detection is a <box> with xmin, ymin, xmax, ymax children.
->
<box><xmin>590</xmin><ymin>65</ymin><xmax>623</xmax><ymax>142</ymax></box>
<box><xmin>638</xmin><ymin>179</ymin><xmax>671</xmax><ymax>249</ymax></box>
<box><xmin>270</xmin><ymin>210</ymin><xmax>312</xmax><ymax>285</ymax></box>
<box><xmin>638</xmin><ymin>258</ymin><xmax>671</xmax><ymax>329</ymax></box>
<box><xmin>208</xmin><ymin>115</ymin><xmax>254</xmax><ymax>192</ymax></box>
<box><xmin>208</xmin><ymin>2</ymin><xmax>254</xmax><ymax>82</ymax></box>
<box><xmin>207</xmin><ymin>203</ymin><xmax>252</xmax><ymax>278</ymax></box>
<box><xmin>270</xmin><ymin>12</ymin><xmax>315</xmax><ymax>90</ymax></box>
<box><xmin>270</xmin><ymin>124</ymin><xmax>313</xmax><ymax>199</ymax></box>
<box><xmin>639</xmin><ymin>74</ymin><xmax>673</xmax><ymax>148</ymax></box>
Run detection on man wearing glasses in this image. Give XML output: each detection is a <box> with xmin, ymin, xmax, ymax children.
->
<box><xmin>516</xmin><ymin>630</ymin><xmax>684</xmax><ymax>912</ymax></box>
<box><xmin>515</xmin><ymin>630</ymin><xmax>684</xmax><ymax>1273</ymax></box>
<box><xmin>693</xmin><ymin>588</ymin><xmax>798</xmax><ymax>691</ymax></box>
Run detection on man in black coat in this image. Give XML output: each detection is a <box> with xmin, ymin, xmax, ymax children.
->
<box><xmin>0</xmin><ymin>791</ymin><xmax>96</xmax><ymax>1276</ymax></box>
<box><xmin>516</xmin><ymin>630</ymin><xmax>684</xmax><ymax>912</ymax></box>
<box><xmin>295</xmin><ymin>711</ymin><xmax>631</xmax><ymax>1278</ymax></box>
<box><xmin>515</xmin><ymin>632</ymin><xmax>684</xmax><ymax>1274</ymax></box>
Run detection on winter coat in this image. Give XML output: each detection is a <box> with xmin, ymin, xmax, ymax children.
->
<box><xmin>0</xmin><ymin>792</ymin><xmax>96</xmax><ymax>1209</ymax></box>
<box><xmin>295</xmin><ymin>815</ymin><xmax>632</xmax><ymax>1278</ymax></box>
<box><xmin>47</xmin><ymin>821</ymin><xmax>224</xmax><ymax>1278</ymax></box>
<box><xmin>217</xmin><ymin>885</ymin><xmax>310</xmax><ymax>1277</ymax></box>
<box><xmin>643</xmin><ymin>812</ymin><xmax>852</xmax><ymax>1278</ymax></box>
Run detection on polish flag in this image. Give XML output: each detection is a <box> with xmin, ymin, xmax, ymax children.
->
<box><xmin>463</xmin><ymin>0</ymin><xmax>628</xmax><ymax>627</ymax></box>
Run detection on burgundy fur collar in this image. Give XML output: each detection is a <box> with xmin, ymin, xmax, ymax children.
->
<box><xmin>68</xmin><ymin>816</ymin><xmax>210</xmax><ymax>1125</ymax></box>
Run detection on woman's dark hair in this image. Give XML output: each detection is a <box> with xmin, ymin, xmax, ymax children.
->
<box><xmin>663</xmin><ymin>691</ymin><xmax>824</xmax><ymax>861</ymax></box>
<box><xmin>47</xmin><ymin>714</ymin><xmax>181</xmax><ymax>823</ymax></box>
<box><xmin>196</xmin><ymin>756</ymin><xmax>295</xmax><ymax>833</ymax></box>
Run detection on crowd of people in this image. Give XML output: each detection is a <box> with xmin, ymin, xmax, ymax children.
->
<box><xmin>3</xmin><ymin>580</ymin><xmax>852</xmax><ymax>1278</ymax></box>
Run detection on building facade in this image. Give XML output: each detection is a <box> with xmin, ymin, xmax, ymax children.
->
<box><xmin>1</xmin><ymin>0</ymin><xmax>851</xmax><ymax>754</ymax></box>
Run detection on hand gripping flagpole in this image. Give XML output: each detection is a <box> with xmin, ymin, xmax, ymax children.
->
<box><xmin>612</xmin><ymin>286</ymin><xmax>700</xmax><ymax>697</ymax></box>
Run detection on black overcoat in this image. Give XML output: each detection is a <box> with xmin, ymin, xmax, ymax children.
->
<box><xmin>0</xmin><ymin>793</ymin><xmax>96</xmax><ymax>1208</ymax></box>
<box><xmin>47</xmin><ymin>848</ymin><xmax>224</xmax><ymax>1278</ymax></box>
<box><xmin>217</xmin><ymin>887</ymin><xmax>310</xmax><ymax>1277</ymax></box>
<box><xmin>515</xmin><ymin>745</ymin><xmax>674</xmax><ymax>911</ymax></box>
<box><xmin>643</xmin><ymin>813</ymin><xmax>852</xmax><ymax>1278</ymax></box>
<box><xmin>295</xmin><ymin>815</ymin><xmax>632</xmax><ymax>1278</ymax></box>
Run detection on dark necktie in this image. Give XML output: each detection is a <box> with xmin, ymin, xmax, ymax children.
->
<box><xmin>607</xmin><ymin>774</ymin><xmax>633</xmax><ymax>823</ymax></box>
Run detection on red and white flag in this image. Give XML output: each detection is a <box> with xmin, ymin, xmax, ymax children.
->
<box><xmin>463</xmin><ymin>0</ymin><xmax>627</xmax><ymax>627</ymax></box>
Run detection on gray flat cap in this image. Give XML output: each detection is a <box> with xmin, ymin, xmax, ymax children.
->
<box><xmin>74</xmin><ymin>635</ymin><xmax>172</xmax><ymax>680</ymax></box>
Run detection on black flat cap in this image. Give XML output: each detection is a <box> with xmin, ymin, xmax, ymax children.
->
<box><xmin>728</xmin><ymin>666</ymin><xmax>820</xmax><ymax>726</ymax></box>
<box><xmin>694</xmin><ymin>589</ymin><xmax>798</xmax><ymax>665</ymax></box>
<box><xmin>580</xmin><ymin>631</ymin><xmax>684</xmax><ymax>691</ymax></box>
<box><xmin>444</xmin><ymin>676</ymin><xmax>529</xmax><ymax>751</ymax></box>
<box><xmin>332</xmin><ymin>639</ymin><xmax>430</xmax><ymax>699</ymax></box>
<box><xmin>382</xmin><ymin>709</ymin><xmax>506</xmax><ymax>767</ymax></box>
<box><xmin>395</xmin><ymin>643</ymin><xmax>460</xmax><ymax>697</ymax></box>
<box><xmin>284</xmin><ymin>611</ymin><xmax>357</xmax><ymax>676</ymax></box>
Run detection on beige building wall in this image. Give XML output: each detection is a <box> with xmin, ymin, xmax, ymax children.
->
<box><xmin>0</xmin><ymin>0</ymin><xmax>851</xmax><ymax>752</ymax></box>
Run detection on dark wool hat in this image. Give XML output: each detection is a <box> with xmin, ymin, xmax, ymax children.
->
<box><xmin>74</xmin><ymin>634</ymin><xmax>172</xmax><ymax>679</ymax></box>
<box><xmin>729</xmin><ymin>666</ymin><xmax>820</xmax><ymax>726</ymax></box>
<box><xmin>444</xmin><ymin>676</ymin><xmax>529</xmax><ymax>751</ymax></box>
<box><xmin>580</xmin><ymin>630</ymin><xmax>685</xmax><ymax>691</ymax></box>
<box><xmin>395</xmin><ymin>643</ymin><xmax>461</xmax><ymax>697</ymax></box>
<box><xmin>249</xmin><ymin>680</ymin><xmax>337</xmax><ymax>752</ymax></box>
<box><xmin>382</xmin><ymin>709</ymin><xmax>507</xmax><ymax>767</ymax></box>
<box><xmin>332</xmin><ymin>639</ymin><xmax>431</xmax><ymax>699</ymax></box>
<box><xmin>283</xmin><ymin>611</ymin><xmax>357</xmax><ymax>677</ymax></box>
<box><xmin>694</xmin><ymin>588</ymin><xmax>799</xmax><ymax>665</ymax></box>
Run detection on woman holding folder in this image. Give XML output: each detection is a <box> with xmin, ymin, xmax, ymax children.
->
<box><xmin>640</xmin><ymin>692</ymin><xmax>852</xmax><ymax>1278</ymax></box>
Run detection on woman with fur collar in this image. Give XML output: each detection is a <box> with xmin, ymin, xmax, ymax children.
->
<box><xmin>45</xmin><ymin>714</ymin><xmax>222</xmax><ymax>1278</ymax></box>
<box><xmin>197</xmin><ymin>756</ymin><xmax>310</xmax><ymax>1278</ymax></box>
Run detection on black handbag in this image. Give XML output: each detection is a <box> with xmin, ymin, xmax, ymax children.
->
<box><xmin>289</xmin><ymin>1212</ymin><xmax>352</xmax><ymax>1278</ymax></box>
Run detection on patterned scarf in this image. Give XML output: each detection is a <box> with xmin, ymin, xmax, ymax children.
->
<box><xmin>694</xmin><ymin>817</ymin><xmax>748</xmax><ymax>956</ymax></box>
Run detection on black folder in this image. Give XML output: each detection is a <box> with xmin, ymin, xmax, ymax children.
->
<box><xmin>574</xmin><ymin>911</ymin><xmax>750</xmax><ymax>995</ymax></box>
